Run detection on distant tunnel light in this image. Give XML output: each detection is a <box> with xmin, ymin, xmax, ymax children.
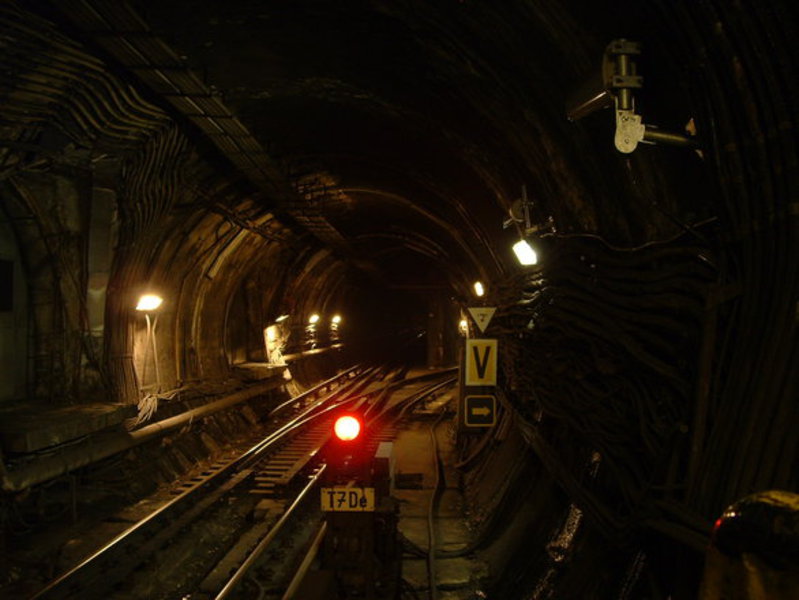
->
<box><xmin>458</xmin><ymin>319</ymin><xmax>469</xmax><ymax>336</ymax></box>
<box><xmin>308</xmin><ymin>313</ymin><xmax>320</xmax><ymax>325</ymax></box>
<box><xmin>334</xmin><ymin>415</ymin><xmax>361</xmax><ymax>441</ymax></box>
<box><xmin>473</xmin><ymin>281</ymin><xmax>485</xmax><ymax>297</ymax></box>
<box><xmin>331</xmin><ymin>314</ymin><xmax>342</xmax><ymax>325</ymax></box>
<box><xmin>136</xmin><ymin>294</ymin><xmax>163</xmax><ymax>311</ymax></box>
<box><xmin>512</xmin><ymin>239</ymin><xmax>538</xmax><ymax>266</ymax></box>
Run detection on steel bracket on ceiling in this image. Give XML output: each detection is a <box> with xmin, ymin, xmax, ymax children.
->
<box><xmin>566</xmin><ymin>39</ymin><xmax>698</xmax><ymax>154</ymax></box>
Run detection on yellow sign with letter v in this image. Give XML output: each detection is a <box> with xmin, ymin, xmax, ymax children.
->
<box><xmin>464</xmin><ymin>339</ymin><xmax>498</xmax><ymax>386</ymax></box>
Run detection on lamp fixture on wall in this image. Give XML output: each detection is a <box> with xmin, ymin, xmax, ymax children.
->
<box><xmin>135</xmin><ymin>293</ymin><xmax>164</xmax><ymax>393</ymax></box>
<box><xmin>512</xmin><ymin>240</ymin><xmax>538</xmax><ymax>266</ymax></box>
<box><xmin>506</xmin><ymin>185</ymin><xmax>540</xmax><ymax>267</ymax></box>
<box><xmin>136</xmin><ymin>293</ymin><xmax>163</xmax><ymax>312</ymax></box>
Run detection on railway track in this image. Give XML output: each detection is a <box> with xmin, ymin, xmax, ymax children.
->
<box><xmin>30</xmin><ymin>364</ymin><xmax>456</xmax><ymax>599</ymax></box>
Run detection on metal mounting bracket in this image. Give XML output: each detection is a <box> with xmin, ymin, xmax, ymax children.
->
<box><xmin>615</xmin><ymin>108</ymin><xmax>646</xmax><ymax>153</ymax></box>
<box><xmin>567</xmin><ymin>39</ymin><xmax>698</xmax><ymax>152</ymax></box>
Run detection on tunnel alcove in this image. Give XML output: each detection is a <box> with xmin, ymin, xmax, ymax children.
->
<box><xmin>0</xmin><ymin>0</ymin><xmax>797</xmax><ymax>598</ymax></box>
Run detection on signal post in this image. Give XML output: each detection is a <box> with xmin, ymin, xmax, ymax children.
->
<box><xmin>300</xmin><ymin>414</ymin><xmax>399</xmax><ymax>600</ymax></box>
<box><xmin>459</xmin><ymin>307</ymin><xmax>498</xmax><ymax>433</ymax></box>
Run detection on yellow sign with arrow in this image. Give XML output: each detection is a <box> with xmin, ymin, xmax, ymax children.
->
<box><xmin>464</xmin><ymin>395</ymin><xmax>496</xmax><ymax>427</ymax></box>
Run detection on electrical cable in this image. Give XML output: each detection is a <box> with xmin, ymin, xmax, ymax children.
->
<box><xmin>425</xmin><ymin>405</ymin><xmax>450</xmax><ymax>600</ymax></box>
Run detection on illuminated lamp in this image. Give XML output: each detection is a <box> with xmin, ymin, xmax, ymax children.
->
<box><xmin>334</xmin><ymin>415</ymin><xmax>361</xmax><ymax>442</ymax></box>
<box><xmin>136</xmin><ymin>294</ymin><xmax>163</xmax><ymax>311</ymax></box>
<box><xmin>473</xmin><ymin>281</ymin><xmax>485</xmax><ymax>297</ymax></box>
<box><xmin>458</xmin><ymin>319</ymin><xmax>469</xmax><ymax>336</ymax></box>
<box><xmin>512</xmin><ymin>239</ymin><xmax>538</xmax><ymax>266</ymax></box>
<box><xmin>309</xmin><ymin>313</ymin><xmax>320</xmax><ymax>325</ymax></box>
<box><xmin>135</xmin><ymin>293</ymin><xmax>164</xmax><ymax>391</ymax></box>
<box><xmin>331</xmin><ymin>314</ymin><xmax>342</xmax><ymax>325</ymax></box>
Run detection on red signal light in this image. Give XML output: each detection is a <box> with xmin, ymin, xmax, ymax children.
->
<box><xmin>334</xmin><ymin>415</ymin><xmax>361</xmax><ymax>441</ymax></box>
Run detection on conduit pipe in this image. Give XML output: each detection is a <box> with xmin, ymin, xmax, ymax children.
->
<box><xmin>0</xmin><ymin>377</ymin><xmax>286</xmax><ymax>493</ymax></box>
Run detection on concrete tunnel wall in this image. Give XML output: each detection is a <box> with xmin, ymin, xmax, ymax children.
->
<box><xmin>0</xmin><ymin>1</ymin><xmax>797</xmax><ymax>597</ymax></box>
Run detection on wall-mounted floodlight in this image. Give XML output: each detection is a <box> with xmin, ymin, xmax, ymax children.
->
<box><xmin>136</xmin><ymin>294</ymin><xmax>163</xmax><ymax>311</ymax></box>
<box><xmin>512</xmin><ymin>240</ymin><xmax>538</xmax><ymax>266</ymax></box>
<box><xmin>473</xmin><ymin>281</ymin><xmax>485</xmax><ymax>297</ymax></box>
<box><xmin>331</xmin><ymin>315</ymin><xmax>342</xmax><ymax>325</ymax></box>
<box><xmin>308</xmin><ymin>313</ymin><xmax>320</xmax><ymax>325</ymax></box>
<box><xmin>135</xmin><ymin>293</ymin><xmax>164</xmax><ymax>393</ymax></box>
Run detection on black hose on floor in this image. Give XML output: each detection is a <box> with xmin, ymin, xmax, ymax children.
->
<box><xmin>426</xmin><ymin>407</ymin><xmax>450</xmax><ymax>600</ymax></box>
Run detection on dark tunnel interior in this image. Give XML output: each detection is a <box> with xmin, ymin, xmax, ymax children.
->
<box><xmin>0</xmin><ymin>1</ymin><xmax>797</xmax><ymax>598</ymax></box>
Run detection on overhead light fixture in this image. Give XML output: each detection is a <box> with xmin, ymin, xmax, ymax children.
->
<box><xmin>136</xmin><ymin>294</ymin><xmax>163</xmax><ymax>311</ymax></box>
<box><xmin>512</xmin><ymin>240</ymin><xmax>538</xmax><ymax>266</ymax></box>
<box><xmin>331</xmin><ymin>315</ymin><xmax>342</xmax><ymax>325</ymax></box>
<box><xmin>308</xmin><ymin>313</ymin><xmax>320</xmax><ymax>325</ymax></box>
<box><xmin>473</xmin><ymin>281</ymin><xmax>485</xmax><ymax>297</ymax></box>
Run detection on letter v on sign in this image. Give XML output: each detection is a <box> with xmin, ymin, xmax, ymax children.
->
<box><xmin>465</xmin><ymin>339</ymin><xmax>498</xmax><ymax>386</ymax></box>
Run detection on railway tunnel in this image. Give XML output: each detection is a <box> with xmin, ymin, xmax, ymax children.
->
<box><xmin>0</xmin><ymin>1</ymin><xmax>797</xmax><ymax>598</ymax></box>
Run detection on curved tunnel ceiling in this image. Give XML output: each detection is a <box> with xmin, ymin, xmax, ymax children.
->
<box><xmin>6</xmin><ymin>0</ymin><xmax>792</xmax><ymax>381</ymax></box>
<box><xmin>120</xmin><ymin>0</ymin><xmax>710</xmax><ymax>293</ymax></box>
<box><xmin>1</xmin><ymin>0</ymin><xmax>797</xmax><ymax>596</ymax></box>
<box><xmin>17</xmin><ymin>0</ymin><xmax>721</xmax><ymax>313</ymax></box>
<box><xmin>124</xmin><ymin>2</ymin><xmax>507</xmax><ymax>290</ymax></box>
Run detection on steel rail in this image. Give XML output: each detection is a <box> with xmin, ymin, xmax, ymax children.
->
<box><xmin>214</xmin><ymin>464</ymin><xmax>328</xmax><ymax>600</ymax></box>
<box><xmin>268</xmin><ymin>364</ymin><xmax>364</xmax><ymax>417</ymax></box>
<box><xmin>29</xmin><ymin>368</ymin><xmax>370</xmax><ymax>599</ymax></box>
<box><xmin>214</xmin><ymin>369</ymin><xmax>454</xmax><ymax>600</ymax></box>
<box><xmin>363</xmin><ymin>368</ymin><xmax>457</xmax><ymax>421</ymax></box>
<box><xmin>236</xmin><ymin>371</ymin><xmax>384</xmax><ymax>471</ymax></box>
<box><xmin>280</xmin><ymin>521</ymin><xmax>328</xmax><ymax>600</ymax></box>
<box><xmin>214</xmin><ymin>372</ymin><xmax>457</xmax><ymax>598</ymax></box>
<box><xmin>380</xmin><ymin>376</ymin><xmax>457</xmax><ymax>423</ymax></box>
<box><xmin>31</xmin><ymin>365</ymin><xmax>450</xmax><ymax>599</ymax></box>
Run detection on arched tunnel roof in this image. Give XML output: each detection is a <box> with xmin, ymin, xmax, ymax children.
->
<box><xmin>0</xmin><ymin>1</ymin><xmax>797</xmax><ymax>598</ymax></box>
<box><xmin>138</xmin><ymin>0</ymin><xmax>707</xmax><ymax>264</ymax></box>
<box><xmin>28</xmin><ymin>0</ymin><xmax>714</xmax><ymax>297</ymax></box>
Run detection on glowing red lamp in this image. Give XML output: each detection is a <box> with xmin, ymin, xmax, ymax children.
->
<box><xmin>334</xmin><ymin>415</ymin><xmax>361</xmax><ymax>442</ymax></box>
